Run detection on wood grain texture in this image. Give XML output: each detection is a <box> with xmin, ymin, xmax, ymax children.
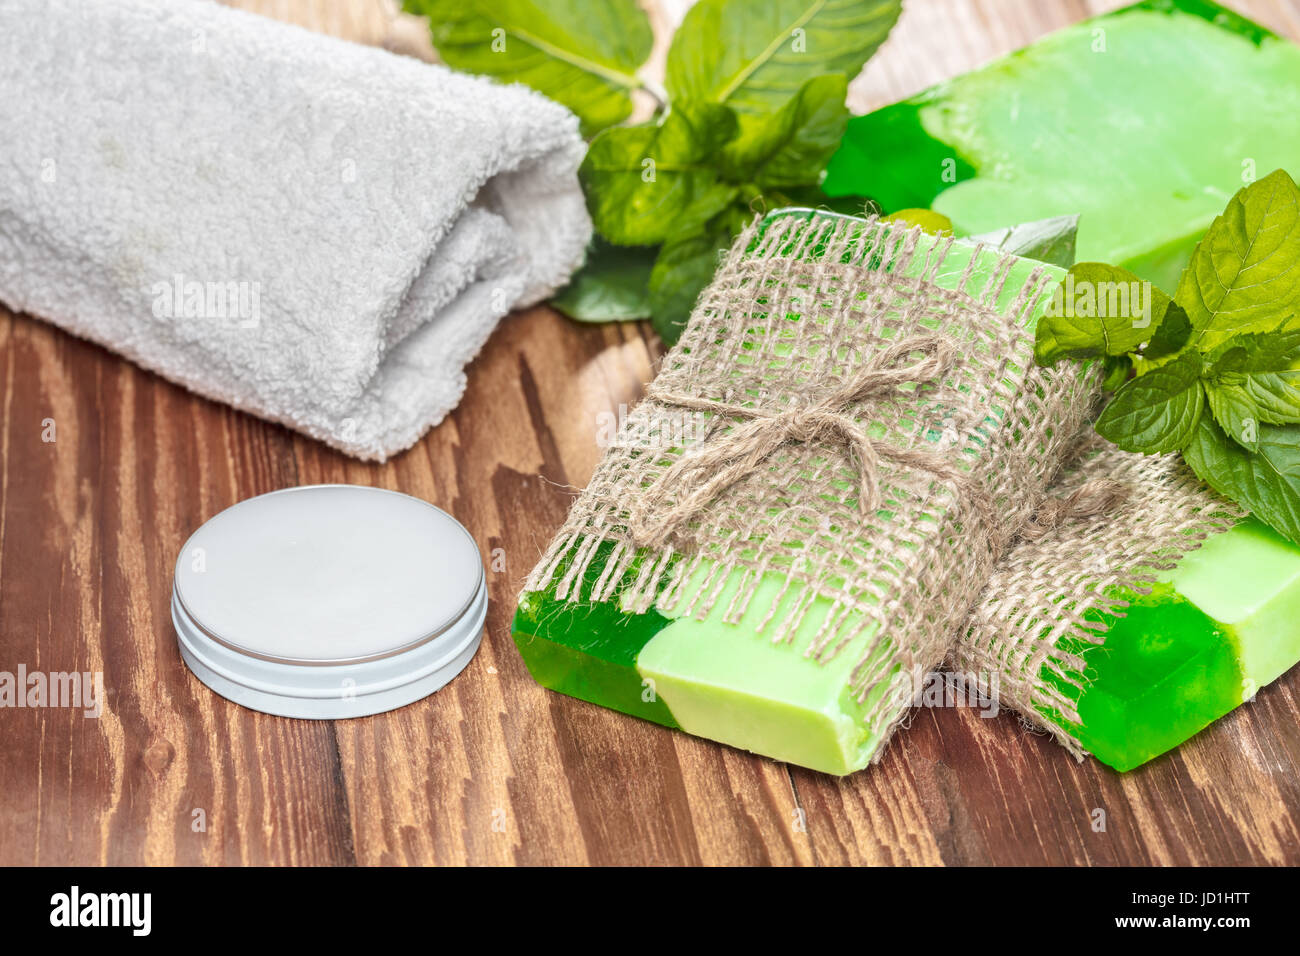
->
<box><xmin>3</xmin><ymin>0</ymin><xmax>1299</xmax><ymax>867</ymax></box>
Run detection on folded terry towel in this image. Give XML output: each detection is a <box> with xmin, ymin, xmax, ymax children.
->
<box><xmin>0</xmin><ymin>0</ymin><xmax>591</xmax><ymax>460</ymax></box>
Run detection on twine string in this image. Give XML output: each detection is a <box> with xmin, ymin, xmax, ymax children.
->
<box><xmin>626</xmin><ymin>335</ymin><xmax>1001</xmax><ymax>552</ymax></box>
<box><xmin>1020</xmin><ymin>477</ymin><xmax>1132</xmax><ymax>540</ymax></box>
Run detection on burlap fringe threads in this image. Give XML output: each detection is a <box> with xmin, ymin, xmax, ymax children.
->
<box><xmin>955</xmin><ymin>435</ymin><xmax>1243</xmax><ymax>758</ymax></box>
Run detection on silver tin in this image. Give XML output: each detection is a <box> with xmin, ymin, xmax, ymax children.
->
<box><xmin>172</xmin><ymin>485</ymin><xmax>485</xmax><ymax>719</ymax></box>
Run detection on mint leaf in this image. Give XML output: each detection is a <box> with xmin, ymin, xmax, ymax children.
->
<box><xmin>1035</xmin><ymin>263</ymin><xmax>1175</xmax><ymax>365</ymax></box>
<box><xmin>1101</xmin><ymin>354</ymin><xmax>1131</xmax><ymax>392</ymax></box>
<box><xmin>1095</xmin><ymin>351</ymin><xmax>1204</xmax><ymax>453</ymax></box>
<box><xmin>1184</xmin><ymin>416</ymin><xmax>1300</xmax><ymax>547</ymax></box>
<box><xmin>648</xmin><ymin>221</ymin><xmax>730</xmax><ymax>345</ymax></box>
<box><xmin>1200</xmin><ymin>326</ymin><xmax>1300</xmax><ymax>450</ymax></box>
<box><xmin>1210</xmin><ymin>327</ymin><xmax>1300</xmax><ymax>423</ymax></box>
<box><xmin>581</xmin><ymin>102</ymin><xmax>738</xmax><ymax>246</ymax></box>
<box><xmin>1204</xmin><ymin>379</ymin><xmax>1262</xmax><ymax>451</ymax></box>
<box><xmin>665</xmin><ymin>0</ymin><xmax>901</xmax><ymax>129</ymax></box>
<box><xmin>1178</xmin><ymin>169</ymin><xmax>1300</xmax><ymax>351</ymax></box>
<box><xmin>719</xmin><ymin>75</ymin><xmax>850</xmax><ymax>188</ymax></box>
<box><xmin>551</xmin><ymin>238</ymin><xmax>655</xmax><ymax>322</ymax></box>
<box><xmin>406</xmin><ymin>0</ymin><xmax>652</xmax><ymax>137</ymax></box>
<box><xmin>1139</xmin><ymin>301</ymin><xmax>1193</xmax><ymax>360</ymax></box>
<box><xmin>648</xmin><ymin>200</ymin><xmax>746</xmax><ymax>344</ymax></box>
<box><xmin>967</xmin><ymin>214</ymin><xmax>1079</xmax><ymax>268</ymax></box>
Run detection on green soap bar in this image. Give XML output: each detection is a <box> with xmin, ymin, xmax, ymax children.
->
<box><xmin>633</xmin><ymin>564</ymin><xmax>892</xmax><ymax>776</ymax></box>
<box><xmin>1043</xmin><ymin>519</ymin><xmax>1300</xmax><ymax>771</ymax></box>
<box><xmin>514</xmin><ymin>559</ymin><xmax>893</xmax><ymax>775</ymax></box>
<box><xmin>823</xmin><ymin>0</ymin><xmax>1300</xmax><ymax>292</ymax></box>
<box><xmin>513</xmin><ymin>229</ymin><xmax>1065</xmax><ymax>774</ymax></box>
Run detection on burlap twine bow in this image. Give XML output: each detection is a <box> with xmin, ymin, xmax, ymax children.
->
<box><xmin>626</xmin><ymin>334</ymin><xmax>1001</xmax><ymax>555</ymax></box>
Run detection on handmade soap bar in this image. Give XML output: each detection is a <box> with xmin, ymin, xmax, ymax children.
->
<box><xmin>1070</xmin><ymin>520</ymin><xmax>1300</xmax><ymax>770</ymax></box>
<box><xmin>515</xmin><ymin>214</ymin><xmax>1093</xmax><ymax>775</ymax></box>
<box><xmin>823</xmin><ymin>0</ymin><xmax>1300</xmax><ymax>293</ymax></box>
<box><xmin>957</xmin><ymin>444</ymin><xmax>1300</xmax><ymax>772</ymax></box>
<box><xmin>516</xmin><ymin>555</ymin><xmax>883</xmax><ymax>774</ymax></box>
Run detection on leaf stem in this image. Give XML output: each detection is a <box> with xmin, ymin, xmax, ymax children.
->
<box><xmin>638</xmin><ymin>75</ymin><xmax>669</xmax><ymax>111</ymax></box>
<box><xmin>506</xmin><ymin>22</ymin><xmax>644</xmax><ymax>91</ymax></box>
<box><xmin>714</xmin><ymin>0</ymin><xmax>828</xmax><ymax>104</ymax></box>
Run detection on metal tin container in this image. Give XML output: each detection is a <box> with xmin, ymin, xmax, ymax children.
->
<box><xmin>172</xmin><ymin>485</ymin><xmax>485</xmax><ymax>719</ymax></box>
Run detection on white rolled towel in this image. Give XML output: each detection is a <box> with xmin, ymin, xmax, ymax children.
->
<box><xmin>0</xmin><ymin>0</ymin><xmax>591</xmax><ymax>460</ymax></box>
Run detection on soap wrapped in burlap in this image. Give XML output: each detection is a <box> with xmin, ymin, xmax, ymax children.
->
<box><xmin>523</xmin><ymin>213</ymin><xmax>1097</xmax><ymax>757</ymax></box>
<box><xmin>955</xmin><ymin>434</ymin><xmax>1243</xmax><ymax>757</ymax></box>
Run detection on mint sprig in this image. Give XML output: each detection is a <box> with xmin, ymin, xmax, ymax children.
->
<box><xmin>1036</xmin><ymin>168</ymin><xmax>1300</xmax><ymax>546</ymax></box>
<box><xmin>407</xmin><ymin>0</ymin><xmax>902</xmax><ymax>343</ymax></box>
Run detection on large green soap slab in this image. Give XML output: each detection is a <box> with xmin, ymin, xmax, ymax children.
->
<box><xmin>1042</xmin><ymin>519</ymin><xmax>1300</xmax><ymax>771</ymax></box>
<box><xmin>514</xmin><ymin>227</ymin><xmax>1066</xmax><ymax>775</ymax></box>
<box><xmin>823</xmin><ymin>0</ymin><xmax>1300</xmax><ymax>292</ymax></box>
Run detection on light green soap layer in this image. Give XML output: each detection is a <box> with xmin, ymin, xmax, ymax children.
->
<box><xmin>636</xmin><ymin>564</ymin><xmax>891</xmax><ymax>776</ymax></box>
<box><xmin>927</xmin><ymin>9</ymin><xmax>1300</xmax><ymax>291</ymax></box>
<box><xmin>1167</xmin><ymin>519</ymin><xmax>1300</xmax><ymax>688</ymax></box>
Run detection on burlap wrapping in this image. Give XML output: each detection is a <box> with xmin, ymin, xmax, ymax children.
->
<box><xmin>956</xmin><ymin>433</ymin><xmax>1244</xmax><ymax>757</ymax></box>
<box><xmin>523</xmin><ymin>213</ymin><xmax>1098</xmax><ymax>753</ymax></box>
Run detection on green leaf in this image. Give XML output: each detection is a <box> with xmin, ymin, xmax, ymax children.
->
<box><xmin>1199</xmin><ymin>327</ymin><xmax>1300</xmax><ymax>453</ymax></box>
<box><xmin>1095</xmin><ymin>351</ymin><xmax>1204</xmax><ymax>454</ymax></box>
<box><xmin>1178</xmin><ymin>168</ymin><xmax>1300</xmax><ymax>351</ymax></box>
<box><xmin>1035</xmin><ymin>263</ymin><xmax>1176</xmax><ymax>365</ymax></box>
<box><xmin>1204</xmin><ymin>380</ymin><xmax>1261</xmax><ymax>451</ymax></box>
<box><xmin>1231</xmin><ymin>329</ymin><xmax>1300</xmax><ymax>423</ymax></box>
<box><xmin>1184</xmin><ymin>416</ymin><xmax>1300</xmax><ymax>547</ymax></box>
<box><xmin>406</xmin><ymin>0</ymin><xmax>653</xmax><ymax>137</ymax></box>
<box><xmin>1139</xmin><ymin>301</ymin><xmax>1193</xmax><ymax>360</ymax></box>
<box><xmin>1129</xmin><ymin>303</ymin><xmax>1194</xmax><ymax>375</ymax></box>
<box><xmin>967</xmin><ymin>214</ymin><xmax>1079</xmax><ymax>268</ymax></box>
<box><xmin>665</xmin><ymin>0</ymin><xmax>901</xmax><ymax>127</ymax></box>
<box><xmin>580</xmin><ymin>102</ymin><xmax>739</xmax><ymax>246</ymax></box>
<box><xmin>1101</xmin><ymin>354</ymin><xmax>1131</xmax><ymax>392</ymax></box>
<box><xmin>647</xmin><ymin>202</ymin><xmax>746</xmax><ymax>344</ymax></box>
<box><xmin>718</xmin><ymin>74</ymin><xmax>850</xmax><ymax>188</ymax></box>
<box><xmin>550</xmin><ymin>238</ymin><xmax>655</xmax><ymax>322</ymax></box>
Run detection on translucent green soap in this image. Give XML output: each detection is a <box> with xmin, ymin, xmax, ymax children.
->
<box><xmin>1042</xmin><ymin>519</ymin><xmax>1300</xmax><ymax>771</ymax></box>
<box><xmin>823</xmin><ymin>0</ymin><xmax>1300</xmax><ymax>293</ymax></box>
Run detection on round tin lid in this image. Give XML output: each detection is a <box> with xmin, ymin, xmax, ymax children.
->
<box><xmin>172</xmin><ymin>485</ymin><xmax>485</xmax><ymax>718</ymax></box>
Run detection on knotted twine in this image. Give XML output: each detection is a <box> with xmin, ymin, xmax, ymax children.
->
<box><xmin>1019</xmin><ymin>476</ymin><xmax>1132</xmax><ymax>541</ymax></box>
<box><xmin>626</xmin><ymin>335</ymin><xmax>1000</xmax><ymax>557</ymax></box>
<box><xmin>522</xmin><ymin>213</ymin><xmax>1100</xmax><ymax>758</ymax></box>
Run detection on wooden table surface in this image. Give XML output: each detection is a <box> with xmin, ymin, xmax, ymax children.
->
<box><xmin>4</xmin><ymin>0</ymin><xmax>1300</xmax><ymax>867</ymax></box>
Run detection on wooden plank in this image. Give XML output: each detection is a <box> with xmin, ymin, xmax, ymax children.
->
<box><xmin>2</xmin><ymin>0</ymin><xmax>1297</xmax><ymax>867</ymax></box>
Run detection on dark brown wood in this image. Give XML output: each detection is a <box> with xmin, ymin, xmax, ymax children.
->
<box><xmin>2</xmin><ymin>0</ymin><xmax>1298</xmax><ymax>866</ymax></box>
